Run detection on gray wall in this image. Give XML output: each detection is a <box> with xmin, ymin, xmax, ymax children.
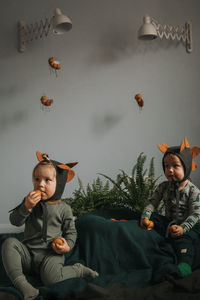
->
<box><xmin>1</xmin><ymin>0</ymin><xmax>200</xmax><ymax>231</ymax></box>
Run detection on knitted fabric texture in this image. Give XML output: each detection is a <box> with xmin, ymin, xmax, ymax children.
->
<box><xmin>45</xmin><ymin>159</ymin><xmax>69</xmax><ymax>201</ymax></box>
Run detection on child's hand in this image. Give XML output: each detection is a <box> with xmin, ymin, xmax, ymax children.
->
<box><xmin>51</xmin><ymin>237</ymin><xmax>71</xmax><ymax>254</ymax></box>
<box><xmin>140</xmin><ymin>218</ymin><xmax>154</xmax><ymax>230</ymax></box>
<box><xmin>25</xmin><ymin>190</ymin><xmax>41</xmax><ymax>211</ymax></box>
<box><xmin>170</xmin><ymin>225</ymin><xmax>184</xmax><ymax>238</ymax></box>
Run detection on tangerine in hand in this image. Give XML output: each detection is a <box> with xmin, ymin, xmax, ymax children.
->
<box><xmin>142</xmin><ymin>217</ymin><xmax>150</xmax><ymax>227</ymax></box>
<box><xmin>170</xmin><ymin>225</ymin><xmax>178</xmax><ymax>233</ymax></box>
<box><xmin>148</xmin><ymin>220</ymin><xmax>154</xmax><ymax>229</ymax></box>
<box><xmin>34</xmin><ymin>190</ymin><xmax>42</xmax><ymax>197</ymax></box>
<box><xmin>52</xmin><ymin>237</ymin><xmax>64</xmax><ymax>246</ymax></box>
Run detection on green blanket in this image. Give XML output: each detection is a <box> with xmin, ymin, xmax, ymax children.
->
<box><xmin>0</xmin><ymin>210</ymin><xmax>200</xmax><ymax>299</ymax></box>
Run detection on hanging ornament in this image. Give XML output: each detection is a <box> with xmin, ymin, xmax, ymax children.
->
<box><xmin>48</xmin><ymin>57</ymin><xmax>61</xmax><ymax>76</ymax></box>
<box><xmin>135</xmin><ymin>93</ymin><xmax>144</xmax><ymax>109</ymax></box>
<box><xmin>40</xmin><ymin>95</ymin><xmax>54</xmax><ymax>111</ymax></box>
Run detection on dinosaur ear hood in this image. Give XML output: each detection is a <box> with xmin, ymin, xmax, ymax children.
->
<box><xmin>36</xmin><ymin>152</ymin><xmax>78</xmax><ymax>201</ymax></box>
<box><xmin>163</xmin><ymin>145</ymin><xmax>192</xmax><ymax>182</ymax></box>
<box><xmin>157</xmin><ymin>138</ymin><xmax>200</xmax><ymax>183</ymax></box>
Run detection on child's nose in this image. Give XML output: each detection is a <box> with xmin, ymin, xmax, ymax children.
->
<box><xmin>39</xmin><ymin>179</ymin><xmax>45</xmax><ymax>187</ymax></box>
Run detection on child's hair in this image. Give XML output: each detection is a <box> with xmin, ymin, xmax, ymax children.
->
<box><xmin>32</xmin><ymin>161</ymin><xmax>56</xmax><ymax>180</ymax></box>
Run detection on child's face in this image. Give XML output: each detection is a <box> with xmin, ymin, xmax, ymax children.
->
<box><xmin>164</xmin><ymin>154</ymin><xmax>185</xmax><ymax>182</ymax></box>
<box><xmin>33</xmin><ymin>164</ymin><xmax>56</xmax><ymax>200</ymax></box>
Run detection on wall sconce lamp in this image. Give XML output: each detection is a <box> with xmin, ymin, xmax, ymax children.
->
<box><xmin>18</xmin><ymin>8</ymin><xmax>72</xmax><ymax>53</ymax></box>
<box><xmin>138</xmin><ymin>15</ymin><xmax>192</xmax><ymax>53</ymax></box>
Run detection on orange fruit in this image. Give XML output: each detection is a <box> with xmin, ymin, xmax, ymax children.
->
<box><xmin>48</xmin><ymin>57</ymin><xmax>54</xmax><ymax>64</ymax></box>
<box><xmin>34</xmin><ymin>190</ymin><xmax>41</xmax><ymax>197</ymax></box>
<box><xmin>135</xmin><ymin>93</ymin><xmax>142</xmax><ymax>100</ymax></box>
<box><xmin>56</xmin><ymin>64</ymin><xmax>61</xmax><ymax>70</ymax></box>
<box><xmin>142</xmin><ymin>217</ymin><xmax>150</xmax><ymax>227</ymax></box>
<box><xmin>40</xmin><ymin>96</ymin><xmax>47</xmax><ymax>101</ymax></box>
<box><xmin>52</xmin><ymin>237</ymin><xmax>64</xmax><ymax>246</ymax></box>
<box><xmin>148</xmin><ymin>220</ymin><xmax>154</xmax><ymax>229</ymax></box>
<box><xmin>170</xmin><ymin>225</ymin><xmax>178</xmax><ymax>233</ymax></box>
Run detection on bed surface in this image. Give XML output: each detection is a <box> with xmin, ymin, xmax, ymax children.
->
<box><xmin>1</xmin><ymin>210</ymin><xmax>200</xmax><ymax>300</ymax></box>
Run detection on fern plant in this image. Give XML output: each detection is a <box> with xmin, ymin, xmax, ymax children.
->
<box><xmin>64</xmin><ymin>153</ymin><xmax>161</xmax><ymax>216</ymax></box>
<box><xmin>99</xmin><ymin>153</ymin><xmax>160</xmax><ymax>213</ymax></box>
<box><xmin>65</xmin><ymin>176</ymin><xmax>120</xmax><ymax>217</ymax></box>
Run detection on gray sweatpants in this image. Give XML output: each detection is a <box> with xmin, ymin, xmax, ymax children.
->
<box><xmin>1</xmin><ymin>237</ymin><xmax>78</xmax><ymax>286</ymax></box>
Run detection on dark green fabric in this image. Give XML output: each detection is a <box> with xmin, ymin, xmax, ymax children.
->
<box><xmin>0</xmin><ymin>210</ymin><xmax>200</xmax><ymax>300</ymax></box>
<box><xmin>64</xmin><ymin>270</ymin><xmax>200</xmax><ymax>300</ymax></box>
<box><xmin>178</xmin><ymin>262</ymin><xmax>192</xmax><ymax>277</ymax></box>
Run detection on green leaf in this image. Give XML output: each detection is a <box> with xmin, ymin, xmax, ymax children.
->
<box><xmin>63</xmin><ymin>153</ymin><xmax>161</xmax><ymax>216</ymax></box>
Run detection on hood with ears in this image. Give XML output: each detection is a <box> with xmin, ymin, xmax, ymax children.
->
<box><xmin>36</xmin><ymin>151</ymin><xmax>78</xmax><ymax>201</ymax></box>
<box><xmin>157</xmin><ymin>137</ymin><xmax>200</xmax><ymax>183</ymax></box>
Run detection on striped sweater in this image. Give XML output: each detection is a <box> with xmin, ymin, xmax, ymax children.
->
<box><xmin>141</xmin><ymin>181</ymin><xmax>200</xmax><ymax>233</ymax></box>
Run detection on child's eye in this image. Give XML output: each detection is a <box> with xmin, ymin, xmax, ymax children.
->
<box><xmin>34</xmin><ymin>177</ymin><xmax>40</xmax><ymax>182</ymax></box>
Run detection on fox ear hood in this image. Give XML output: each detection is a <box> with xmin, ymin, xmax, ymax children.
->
<box><xmin>157</xmin><ymin>137</ymin><xmax>200</xmax><ymax>183</ymax></box>
<box><xmin>36</xmin><ymin>151</ymin><xmax>78</xmax><ymax>201</ymax></box>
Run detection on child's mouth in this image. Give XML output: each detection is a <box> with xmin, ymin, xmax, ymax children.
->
<box><xmin>41</xmin><ymin>191</ymin><xmax>46</xmax><ymax>198</ymax></box>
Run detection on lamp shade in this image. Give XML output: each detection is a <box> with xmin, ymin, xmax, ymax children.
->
<box><xmin>138</xmin><ymin>15</ymin><xmax>157</xmax><ymax>40</ymax></box>
<box><xmin>53</xmin><ymin>8</ymin><xmax>72</xmax><ymax>34</ymax></box>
